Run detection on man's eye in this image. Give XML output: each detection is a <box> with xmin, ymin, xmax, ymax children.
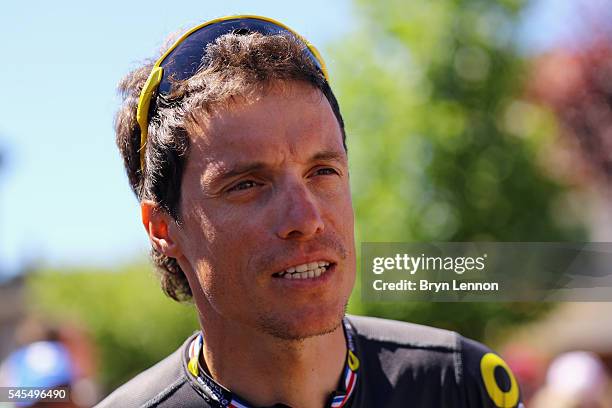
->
<box><xmin>313</xmin><ymin>167</ymin><xmax>339</xmax><ymax>176</ymax></box>
<box><xmin>228</xmin><ymin>180</ymin><xmax>259</xmax><ymax>192</ymax></box>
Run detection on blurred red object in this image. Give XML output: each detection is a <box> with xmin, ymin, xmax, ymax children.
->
<box><xmin>530</xmin><ymin>40</ymin><xmax>612</xmax><ymax>186</ymax></box>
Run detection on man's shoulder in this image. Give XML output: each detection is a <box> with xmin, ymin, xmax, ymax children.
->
<box><xmin>95</xmin><ymin>334</ymin><xmax>202</xmax><ymax>408</ymax></box>
<box><xmin>346</xmin><ymin>314</ymin><xmax>462</xmax><ymax>385</ymax></box>
<box><xmin>346</xmin><ymin>315</ymin><xmax>523</xmax><ymax>407</ymax></box>
<box><xmin>346</xmin><ymin>313</ymin><xmax>503</xmax><ymax>373</ymax></box>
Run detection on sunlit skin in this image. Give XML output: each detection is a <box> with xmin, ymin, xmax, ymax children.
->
<box><xmin>141</xmin><ymin>81</ymin><xmax>356</xmax><ymax>407</ymax></box>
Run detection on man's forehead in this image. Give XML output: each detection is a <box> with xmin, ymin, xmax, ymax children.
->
<box><xmin>185</xmin><ymin>82</ymin><xmax>344</xmax><ymax>171</ymax></box>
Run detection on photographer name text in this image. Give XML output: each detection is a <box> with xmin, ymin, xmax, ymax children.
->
<box><xmin>372</xmin><ymin>279</ymin><xmax>499</xmax><ymax>292</ymax></box>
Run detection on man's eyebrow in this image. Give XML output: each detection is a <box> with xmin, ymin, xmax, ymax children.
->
<box><xmin>213</xmin><ymin>162</ymin><xmax>267</xmax><ymax>182</ymax></box>
<box><xmin>309</xmin><ymin>150</ymin><xmax>348</xmax><ymax>164</ymax></box>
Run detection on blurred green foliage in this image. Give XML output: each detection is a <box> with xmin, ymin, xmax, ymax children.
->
<box><xmin>333</xmin><ymin>0</ymin><xmax>585</xmax><ymax>339</ymax></box>
<box><xmin>27</xmin><ymin>266</ymin><xmax>198</xmax><ymax>391</ymax></box>
<box><xmin>25</xmin><ymin>0</ymin><xmax>588</xmax><ymax>395</ymax></box>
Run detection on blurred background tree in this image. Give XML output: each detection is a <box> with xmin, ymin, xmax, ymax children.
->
<box><xmin>331</xmin><ymin>0</ymin><xmax>585</xmax><ymax>339</ymax></box>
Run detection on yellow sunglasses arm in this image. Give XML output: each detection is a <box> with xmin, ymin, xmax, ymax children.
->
<box><xmin>137</xmin><ymin>67</ymin><xmax>164</xmax><ymax>170</ymax></box>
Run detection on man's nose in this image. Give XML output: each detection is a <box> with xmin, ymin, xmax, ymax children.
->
<box><xmin>275</xmin><ymin>182</ymin><xmax>325</xmax><ymax>240</ymax></box>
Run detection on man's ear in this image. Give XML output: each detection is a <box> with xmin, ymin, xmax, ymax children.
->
<box><xmin>141</xmin><ymin>200</ymin><xmax>183</xmax><ymax>258</ymax></box>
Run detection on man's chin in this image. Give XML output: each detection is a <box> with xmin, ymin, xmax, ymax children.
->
<box><xmin>256</xmin><ymin>305</ymin><xmax>347</xmax><ymax>341</ymax></box>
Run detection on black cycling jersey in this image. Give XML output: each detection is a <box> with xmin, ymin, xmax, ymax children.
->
<box><xmin>95</xmin><ymin>315</ymin><xmax>524</xmax><ymax>408</ymax></box>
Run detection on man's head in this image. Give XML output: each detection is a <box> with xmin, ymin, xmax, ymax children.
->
<box><xmin>115</xmin><ymin>17</ymin><xmax>355</xmax><ymax>339</ymax></box>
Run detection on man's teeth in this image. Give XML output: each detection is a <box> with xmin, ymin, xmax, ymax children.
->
<box><xmin>279</xmin><ymin>261</ymin><xmax>330</xmax><ymax>279</ymax></box>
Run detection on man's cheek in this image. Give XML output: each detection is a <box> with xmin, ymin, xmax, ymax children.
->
<box><xmin>209</xmin><ymin>204</ymin><xmax>258</xmax><ymax>231</ymax></box>
<box><xmin>196</xmin><ymin>258</ymin><xmax>236</xmax><ymax>296</ymax></box>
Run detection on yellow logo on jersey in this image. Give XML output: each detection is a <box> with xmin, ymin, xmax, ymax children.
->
<box><xmin>348</xmin><ymin>349</ymin><xmax>360</xmax><ymax>371</ymax></box>
<box><xmin>480</xmin><ymin>353</ymin><xmax>519</xmax><ymax>407</ymax></box>
<box><xmin>188</xmin><ymin>356</ymin><xmax>199</xmax><ymax>377</ymax></box>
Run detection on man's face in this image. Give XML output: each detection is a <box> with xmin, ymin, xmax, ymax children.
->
<box><xmin>173</xmin><ymin>81</ymin><xmax>356</xmax><ymax>340</ymax></box>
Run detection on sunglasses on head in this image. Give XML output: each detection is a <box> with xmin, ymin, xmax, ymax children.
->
<box><xmin>137</xmin><ymin>15</ymin><xmax>329</xmax><ymax>170</ymax></box>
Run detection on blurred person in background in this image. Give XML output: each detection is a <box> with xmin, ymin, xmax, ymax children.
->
<box><xmin>0</xmin><ymin>319</ymin><xmax>99</xmax><ymax>407</ymax></box>
<box><xmin>530</xmin><ymin>351</ymin><xmax>612</xmax><ymax>408</ymax></box>
<box><xmin>0</xmin><ymin>340</ymin><xmax>75</xmax><ymax>408</ymax></box>
<box><xmin>96</xmin><ymin>15</ymin><xmax>524</xmax><ymax>408</ymax></box>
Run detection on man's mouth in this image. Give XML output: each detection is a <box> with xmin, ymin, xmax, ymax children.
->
<box><xmin>272</xmin><ymin>261</ymin><xmax>332</xmax><ymax>280</ymax></box>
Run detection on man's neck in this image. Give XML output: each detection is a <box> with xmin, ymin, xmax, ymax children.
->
<box><xmin>198</xmin><ymin>317</ymin><xmax>347</xmax><ymax>408</ymax></box>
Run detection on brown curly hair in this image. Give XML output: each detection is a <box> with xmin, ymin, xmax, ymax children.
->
<box><xmin>114</xmin><ymin>31</ymin><xmax>346</xmax><ymax>302</ymax></box>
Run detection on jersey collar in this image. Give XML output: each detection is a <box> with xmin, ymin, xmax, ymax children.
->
<box><xmin>184</xmin><ymin>318</ymin><xmax>360</xmax><ymax>408</ymax></box>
